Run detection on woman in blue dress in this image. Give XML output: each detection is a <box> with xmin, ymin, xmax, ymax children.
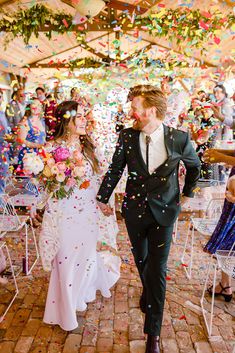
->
<box><xmin>0</xmin><ymin>89</ymin><xmax>10</xmax><ymax>193</ymax></box>
<box><xmin>203</xmin><ymin>148</ymin><xmax>235</xmax><ymax>302</ymax></box>
<box><xmin>16</xmin><ymin>98</ymin><xmax>46</xmax><ymax>174</ymax></box>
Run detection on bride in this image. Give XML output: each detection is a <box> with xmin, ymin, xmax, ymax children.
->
<box><xmin>39</xmin><ymin>100</ymin><xmax>120</xmax><ymax>331</ymax></box>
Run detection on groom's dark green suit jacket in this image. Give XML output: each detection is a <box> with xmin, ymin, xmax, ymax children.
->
<box><xmin>97</xmin><ymin>125</ymin><xmax>201</xmax><ymax>226</ymax></box>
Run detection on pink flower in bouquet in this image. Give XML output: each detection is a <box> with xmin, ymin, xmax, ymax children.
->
<box><xmin>57</xmin><ymin>162</ymin><xmax>67</xmax><ymax>172</ymax></box>
<box><xmin>54</xmin><ymin>147</ymin><xmax>71</xmax><ymax>162</ymax></box>
<box><xmin>51</xmin><ymin>165</ymin><xmax>59</xmax><ymax>175</ymax></box>
<box><xmin>66</xmin><ymin>177</ymin><xmax>76</xmax><ymax>188</ymax></box>
<box><xmin>56</xmin><ymin>171</ymin><xmax>66</xmax><ymax>182</ymax></box>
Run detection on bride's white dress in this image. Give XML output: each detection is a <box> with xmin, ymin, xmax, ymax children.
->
<box><xmin>39</xmin><ymin>160</ymin><xmax>120</xmax><ymax>331</ymax></box>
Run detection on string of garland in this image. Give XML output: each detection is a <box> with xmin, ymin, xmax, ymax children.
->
<box><xmin>137</xmin><ymin>8</ymin><xmax>235</xmax><ymax>49</ymax></box>
<box><xmin>0</xmin><ymin>4</ymin><xmax>84</xmax><ymax>46</ymax></box>
<box><xmin>0</xmin><ymin>4</ymin><xmax>234</xmax><ymax>50</ymax></box>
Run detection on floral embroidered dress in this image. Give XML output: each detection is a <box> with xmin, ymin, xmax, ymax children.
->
<box><xmin>39</xmin><ymin>143</ymin><xmax>120</xmax><ymax>331</ymax></box>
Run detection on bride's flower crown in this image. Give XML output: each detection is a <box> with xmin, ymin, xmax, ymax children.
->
<box><xmin>63</xmin><ymin>110</ymin><xmax>77</xmax><ymax>119</ymax></box>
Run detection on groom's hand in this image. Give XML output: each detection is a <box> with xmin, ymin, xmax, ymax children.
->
<box><xmin>97</xmin><ymin>201</ymin><xmax>114</xmax><ymax>216</ymax></box>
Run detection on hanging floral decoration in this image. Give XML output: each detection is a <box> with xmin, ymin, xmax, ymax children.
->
<box><xmin>0</xmin><ymin>3</ymin><xmax>234</xmax><ymax>72</ymax></box>
<box><xmin>0</xmin><ymin>4</ymin><xmax>234</xmax><ymax>48</ymax></box>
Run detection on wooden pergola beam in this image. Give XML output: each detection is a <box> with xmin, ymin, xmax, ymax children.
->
<box><xmin>107</xmin><ymin>0</ymin><xmax>147</xmax><ymax>14</ymax></box>
<box><xmin>61</xmin><ymin>0</ymin><xmax>147</xmax><ymax>14</ymax></box>
<box><xmin>28</xmin><ymin>62</ymin><xmax>104</xmax><ymax>69</ymax></box>
<box><xmin>0</xmin><ymin>0</ymin><xmax>15</xmax><ymax>4</ymax></box>
<box><xmin>29</xmin><ymin>45</ymin><xmax>110</xmax><ymax>68</ymax></box>
<box><xmin>26</xmin><ymin>33</ymin><xmax>110</xmax><ymax>68</ymax></box>
<box><xmin>127</xmin><ymin>32</ymin><xmax>217</xmax><ymax>68</ymax></box>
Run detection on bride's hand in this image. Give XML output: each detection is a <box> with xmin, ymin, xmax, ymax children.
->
<box><xmin>97</xmin><ymin>201</ymin><xmax>114</xmax><ymax>216</ymax></box>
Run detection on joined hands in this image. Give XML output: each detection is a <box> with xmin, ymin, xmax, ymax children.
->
<box><xmin>97</xmin><ymin>201</ymin><xmax>114</xmax><ymax>216</ymax></box>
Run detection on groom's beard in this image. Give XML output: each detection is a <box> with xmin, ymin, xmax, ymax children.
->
<box><xmin>132</xmin><ymin>119</ymin><xmax>149</xmax><ymax>131</ymax></box>
<box><xmin>133</xmin><ymin>120</ymin><xmax>144</xmax><ymax>130</ymax></box>
<box><xmin>132</xmin><ymin>112</ymin><xmax>148</xmax><ymax>131</ymax></box>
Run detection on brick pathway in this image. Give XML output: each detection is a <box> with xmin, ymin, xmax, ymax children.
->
<box><xmin>0</xmin><ymin>219</ymin><xmax>234</xmax><ymax>353</ymax></box>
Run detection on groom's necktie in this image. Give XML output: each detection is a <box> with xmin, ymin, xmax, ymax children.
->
<box><xmin>145</xmin><ymin>135</ymin><xmax>151</xmax><ymax>173</ymax></box>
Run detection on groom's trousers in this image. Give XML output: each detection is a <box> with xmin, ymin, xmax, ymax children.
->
<box><xmin>125</xmin><ymin>204</ymin><xmax>173</xmax><ymax>336</ymax></box>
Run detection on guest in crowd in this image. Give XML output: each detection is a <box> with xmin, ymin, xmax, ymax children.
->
<box><xmin>203</xmin><ymin>148</ymin><xmax>235</xmax><ymax>302</ymax></box>
<box><xmin>5</xmin><ymin>88</ymin><xmax>26</xmax><ymax>132</ymax></box>
<box><xmin>70</xmin><ymin>87</ymin><xmax>80</xmax><ymax>101</ymax></box>
<box><xmin>0</xmin><ymin>89</ymin><xmax>10</xmax><ymax>192</ymax></box>
<box><xmin>211</xmin><ymin>84</ymin><xmax>234</xmax><ymax>135</ymax></box>
<box><xmin>36</xmin><ymin>87</ymin><xmax>47</xmax><ymax>103</ymax></box>
<box><xmin>210</xmin><ymin>84</ymin><xmax>234</xmax><ymax>180</ymax></box>
<box><xmin>36</xmin><ymin>87</ymin><xmax>57</xmax><ymax>140</ymax></box>
<box><xmin>16</xmin><ymin>97</ymin><xmax>46</xmax><ymax>174</ymax></box>
<box><xmin>114</xmin><ymin>104</ymin><xmax>127</xmax><ymax>133</ymax></box>
<box><xmin>189</xmin><ymin>103</ymin><xmax>216</xmax><ymax>179</ymax></box>
<box><xmin>161</xmin><ymin>76</ymin><xmax>188</xmax><ymax>129</ymax></box>
<box><xmin>54</xmin><ymin>85</ymin><xmax>65</xmax><ymax>104</ymax></box>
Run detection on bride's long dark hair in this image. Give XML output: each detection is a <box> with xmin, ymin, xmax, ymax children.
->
<box><xmin>54</xmin><ymin>100</ymin><xmax>99</xmax><ymax>173</ymax></box>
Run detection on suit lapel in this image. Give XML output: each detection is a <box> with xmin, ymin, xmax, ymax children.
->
<box><xmin>132</xmin><ymin>125</ymin><xmax>174</xmax><ymax>175</ymax></box>
<box><xmin>163</xmin><ymin>124</ymin><xmax>173</xmax><ymax>159</ymax></box>
<box><xmin>133</xmin><ymin>130</ymin><xmax>149</xmax><ymax>174</ymax></box>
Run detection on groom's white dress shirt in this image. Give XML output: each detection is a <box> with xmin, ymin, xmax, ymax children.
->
<box><xmin>139</xmin><ymin>124</ymin><xmax>168</xmax><ymax>174</ymax></box>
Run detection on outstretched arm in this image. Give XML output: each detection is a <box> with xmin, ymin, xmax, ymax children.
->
<box><xmin>181</xmin><ymin>133</ymin><xmax>201</xmax><ymax>199</ymax></box>
<box><xmin>96</xmin><ymin>131</ymin><xmax>127</xmax><ymax>212</ymax></box>
<box><xmin>203</xmin><ymin>149</ymin><xmax>235</xmax><ymax>166</ymax></box>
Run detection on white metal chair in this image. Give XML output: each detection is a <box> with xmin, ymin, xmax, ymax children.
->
<box><xmin>0</xmin><ymin>241</ymin><xmax>19</xmax><ymax>323</ymax></box>
<box><xmin>172</xmin><ymin>179</ymin><xmax>226</xmax><ymax>245</ymax></box>
<box><xmin>200</xmin><ymin>241</ymin><xmax>235</xmax><ymax>337</ymax></box>
<box><xmin>181</xmin><ymin>197</ymin><xmax>224</xmax><ymax>279</ymax></box>
<box><xmin>0</xmin><ymin>194</ymin><xmax>39</xmax><ymax>275</ymax></box>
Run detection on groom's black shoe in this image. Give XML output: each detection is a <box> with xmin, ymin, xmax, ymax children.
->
<box><xmin>139</xmin><ymin>289</ymin><xmax>146</xmax><ymax>313</ymax></box>
<box><xmin>145</xmin><ymin>335</ymin><xmax>160</xmax><ymax>353</ymax></box>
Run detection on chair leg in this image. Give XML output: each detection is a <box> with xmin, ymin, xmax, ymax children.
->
<box><xmin>25</xmin><ymin>219</ymin><xmax>39</xmax><ymax>275</ymax></box>
<box><xmin>181</xmin><ymin>220</ymin><xmax>194</xmax><ymax>279</ymax></box>
<box><xmin>0</xmin><ymin>243</ymin><xmax>19</xmax><ymax>323</ymax></box>
<box><xmin>188</xmin><ymin>225</ymin><xmax>195</xmax><ymax>279</ymax></box>
<box><xmin>200</xmin><ymin>255</ymin><xmax>217</xmax><ymax>338</ymax></box>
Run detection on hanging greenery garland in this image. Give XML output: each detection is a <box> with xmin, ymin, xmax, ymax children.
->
<box><xmin>137</xmin><ymin>8</ymin><xmax>235</xmax><ymax>49</ymax></box>
<box><xmin>0</xmin><ymin>4</ymin><xmax>85</xmax><ymax>46</ymax></box>
<box><xmin>0</xmin><ymin>4</ymin><xmax>234</xmax><ymax>51</ymax></box>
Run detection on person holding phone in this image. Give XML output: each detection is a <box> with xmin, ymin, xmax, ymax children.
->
<box><xmin>211</xmin><ymin>84</ymin><xmax>233</xmax><ymax>133</ymax></box>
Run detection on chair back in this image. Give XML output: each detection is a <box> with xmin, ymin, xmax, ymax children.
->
<box><xmin>205</xmin><ymin>198</ymin><xmax>224</xmax><ymax>219</ymax></box>
<box><xmin>216</xmin><ymin>241</ymin><xmax>235</xmax><ymax>279</ymax></box>
<box><xmin>0</xmin><ymin>194</ymin><xmax>21</xmax><ymax>234</ymax></box>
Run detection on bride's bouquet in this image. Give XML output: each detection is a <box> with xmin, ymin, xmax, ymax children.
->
<box><xmin>38</xmin><ymin>146</ymin><xmax>90</xmax><ymax>200</ymax></box>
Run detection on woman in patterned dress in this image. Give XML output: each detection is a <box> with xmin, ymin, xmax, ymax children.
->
<box><xmin>203</xmin><ymin>148</ymin><xmax>235</xmax><ymax>301</ymax></box>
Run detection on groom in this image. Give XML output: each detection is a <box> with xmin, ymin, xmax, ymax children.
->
<box><xmin>97</xmin><ymin>85</ymin><xmax>201</xmax><ymax>353</ymax></box>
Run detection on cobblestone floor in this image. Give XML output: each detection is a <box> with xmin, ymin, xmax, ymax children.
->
<box><xmin>0</xmin><ymin>219</ymin><xmax>234</xmax><ymax>353</ymax></box>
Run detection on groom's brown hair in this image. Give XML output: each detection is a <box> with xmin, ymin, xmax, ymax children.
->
<box><xmin>128</xmin><ymin>84</ymin><xmax>167</xmax><ymax>120</ymax></box>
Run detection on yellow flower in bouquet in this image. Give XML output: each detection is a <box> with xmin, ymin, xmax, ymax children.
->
<box><xmin>43</xmin><ymin>165</ymin><xmax>52</xmax><ymax>178</ymax></box>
